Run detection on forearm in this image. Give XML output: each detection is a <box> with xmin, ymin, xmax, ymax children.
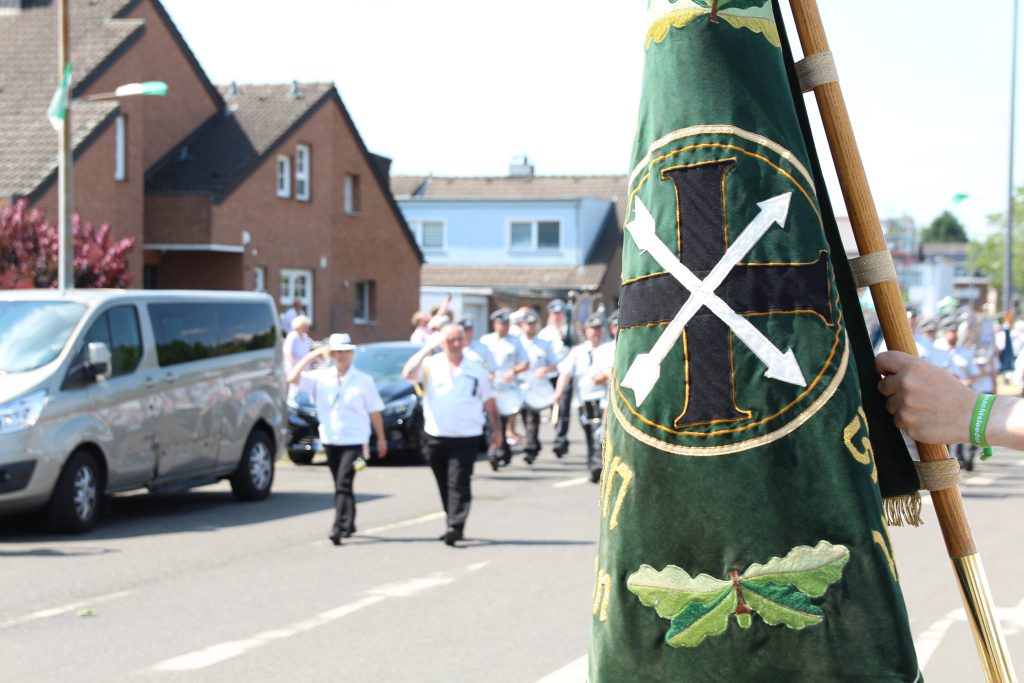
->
<box><xmin>286</xmin><ymin>349</ymin><xmax>319</xmax><ymax>384</ymax></box>
<box><xmin>371</xmin><ymin>412</ymin><xmax>386</xmax><ymax>443</ymax></box>
<box><xmin>402</xmin><ymin>345</ymin><xmax>433</xmax><ymax>380</ymax></box>
<box><xmin>484</xmin><ymin>400</ymin><xmax>501</xmax><ymax>434</ymax></box>
<box><xmin>984</xmin><ymin>396</ymin><xmax>1024</xmax><ymax>450</ymax></box>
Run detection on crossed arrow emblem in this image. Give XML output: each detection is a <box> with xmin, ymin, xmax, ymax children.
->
<box><xmin>621</xmin><ymin>192</ymin><xmax>806</xmax><ymax>407</ymax></box>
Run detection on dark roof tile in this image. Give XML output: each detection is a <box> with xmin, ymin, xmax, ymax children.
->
<box><xmin>0</xmin><ymin>0</ymin><xmax>141</xmax><ymax>196</ymax></box>
<box><xmin>146</xmin><ymin>82</ymin><xmax>333</xmax><ymax>199</ymax></box>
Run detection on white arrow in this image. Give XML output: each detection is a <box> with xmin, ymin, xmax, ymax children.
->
<box><xmin>621</xmin><ymin>193</ymin><xmax>804</xmax><ymax>407</ymax></box>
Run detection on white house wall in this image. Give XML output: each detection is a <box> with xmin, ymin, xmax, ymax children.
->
<box><xmin>399</xmin><ymin>198</ymin><xmax>611</xmax><ymax>265</ymax></box>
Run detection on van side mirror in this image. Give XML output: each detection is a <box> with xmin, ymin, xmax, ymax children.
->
<box><xmin>86</xmin><ymin>342</ymin><xmax>112</xmax><ymax>379</ymax></box>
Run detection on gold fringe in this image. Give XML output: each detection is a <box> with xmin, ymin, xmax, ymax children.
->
<box><xmin>883</xmin><ymin>493</ymin><xmax>923</xmax><ymax>528</ymax></box>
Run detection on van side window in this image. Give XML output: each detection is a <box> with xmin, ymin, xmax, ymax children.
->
<box><xmin>149</xmin><ymin>303</ymin><xmax>218</xmax><ymax>366</ymax></box>
<box><xmin>69</xmin><ymin>305</ymin><xmax>142</xmax><ymax>379</ymax></box>
<box><xmin>107</xmin><ymin>306</ymin><xmax>142</xmax><ymax>375</ymax></box>
<box><xmin>213</xmin><ymin>303</ymin><xmax>276</xmax><ymax>355</ymax></box>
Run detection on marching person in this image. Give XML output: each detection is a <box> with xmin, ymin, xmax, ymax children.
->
<box><xmin>403</xmin><ymin>323</ymin><xmax>503</xmax><ymax>546</ymax></box>
<box><xmin>552</xmin><ymin>313</ymin><xmax>614</xmax><ymax>483</ymax></box>
<box><xmin>516</xmin><ymin>309</ymin><xmax>559</xmax><ymax>464</ymax></box>
<box><xmin>283</xmin><ymin>315</ymin><xmax>313</xmax><ymax>372</ymax></box>
<box><xmin>480</xmin><ymin>308</ymin><xmax>529</xmax><ymax>469</ymax></box>
<box><xmin>460</xmin><ymin>316</ymin><xmax>496</xmax><ymax>372</ymax></box>
<box><xmin>539</xmin><ymin>298</ymin><xmax>573</xmax><ymax>457</ymax></box>
<box><xmin>280</xmin><ymin>299</ymin><xmax>306</xmax><ymax>337</ymax></box>
<box><xmin>933</xmin><ymin>316</ymin><xmax>982</xmax><ymax>470</ymax></box>
<box><xmin>288</xmin><ymin>333</ymin><xmax>387</xmax><ymax>546</ymax></box>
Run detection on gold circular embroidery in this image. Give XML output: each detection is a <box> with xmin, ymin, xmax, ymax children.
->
<box><xmin>611</xmin><ymin>337</ymin><xmax>849</xmax><ymax>456</ymax></box>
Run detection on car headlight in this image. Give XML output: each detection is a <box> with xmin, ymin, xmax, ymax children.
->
<box><xmin>0</xmin><ymin>390</ymin><xmax>48</xmax><ymax>434</ymax></box>
<box><xmin>382</xmin><ymin>395</ymin><xmax>417</xmax><ymax>419</ymax></box>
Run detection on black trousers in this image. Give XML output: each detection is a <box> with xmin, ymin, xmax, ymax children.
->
<box><xmin>497</xmin><ymin>414</ymin><xmax>514</xmax><ymax>462</ymax></box>
<box><xmin>521</xmin><ymin>407</ymin><xmax>542</xmax><ymax>456</ymax></box>
<box><xmin>579</xmin><ymin>401</ymin><xmax>604</xmax><ymax>474</ymax></box>
<box><xmin>425</xmin><ymin>435</ymin><xmax>479</xmax><ymax>533</ymax></box>
<box><xmin>552</xmin><ymin>377</ymin><xmax>572</xmax><ymax>452</ymax></box>
<box><xmin>325</xmin><ymin>444</ymin><xmax>361</xmax><ymax>537</ymax></box>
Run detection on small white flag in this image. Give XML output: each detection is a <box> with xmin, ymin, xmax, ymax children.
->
<box><xmin>47</xmin><ymin>63</ymin><xmax>72</xmax><ymax>131</ymax></box>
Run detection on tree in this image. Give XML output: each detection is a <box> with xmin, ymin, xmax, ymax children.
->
<box><xmin>920</xmin><ymin>210</ymin><xmax>968</xmax><ymax>243</ymax></box>
<box><xmin>969</xmin><ymin>186</ymin><xmax>1024</xmax><ymax>302</ymax></box>
<box><xmin>0</xmin><ymin>200</ymin><xmax>135</xmax><ymax>288</ymax></box>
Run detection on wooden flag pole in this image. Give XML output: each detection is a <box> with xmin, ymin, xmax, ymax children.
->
<box><xmin>787</xmin><ymin>1</ymin><xmax>1018</xmax><ymax>681</ymax></box>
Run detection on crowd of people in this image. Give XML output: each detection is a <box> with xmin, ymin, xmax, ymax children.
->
<box><xmin>279</xmin><ymin>294</ymin><xmax>617</xmax><ymax>547</ymax></box>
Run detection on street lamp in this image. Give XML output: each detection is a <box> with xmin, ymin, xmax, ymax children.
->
<box><xmin>1005</xmin><ymin>0</ymin><xmax>1019</xmax><ymax>314</ymax></box>
<box><xmin>52</xmin><ymin>0</ymin><xmax>168</xmax><ymax>291</ymax></box>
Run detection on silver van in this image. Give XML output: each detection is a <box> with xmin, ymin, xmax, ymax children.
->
<box><xmin>0</xmin><ymin>289</ymin><xmax>287</xmax><ymax>532</ymax></box>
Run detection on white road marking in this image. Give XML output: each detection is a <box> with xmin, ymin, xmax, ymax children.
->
<box><xmin>914</xmin><ymin>597</ymin><xmax>1024</xmax><ymax>670</ymax></box>
<box><xmin>152</xmin><ymin>595</ymin><xmax>386</xmax><ymax>672</ymax></box>
<box><xmin>535</xmin><ymin>655</ymin><xmax>588</xmax><ymax>682</ymax></box>
<box><xmin>554</xmin><ymin>477</ymin><xmax>590</xmax><ymax>488</ymax></box>
<box><xmin>963</xmin><ymin>476</ymin><xmax>995</xmax><ymax>486</ymax></box>
<box><xmin>0</xmin><ymin>590</ymin><xmax>133</xmax><ymax>630</ymax></box>
<box><xmin>150</xmin><ymin>563</ymin><xmax>488</xmax><ymax>673</ymax></box>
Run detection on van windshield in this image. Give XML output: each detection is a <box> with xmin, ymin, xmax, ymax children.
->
<box><xmin>0</xmin><ymin>301</ymin><xmax>87</xmax><ymax>374</ymax></box>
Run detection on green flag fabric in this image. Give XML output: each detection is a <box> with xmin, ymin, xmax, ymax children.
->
<box><xmin>590</xmin><ymin>2</ymin><xmax>921</xmax><ymax>681</ymax></box>
<box><xmin>47</xmin><ymin>63</ymin><xmax>71</xmax><ymax>131</ymax></box>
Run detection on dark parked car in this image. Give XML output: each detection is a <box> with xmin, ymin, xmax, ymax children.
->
<box><xmin>287</xmin><ymin>341</ymin><xmax>425</xmax><ymax>464</ymax></box>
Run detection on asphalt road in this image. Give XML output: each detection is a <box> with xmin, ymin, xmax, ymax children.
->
<box><xmin>0</xmin><ymin>424</ymin><xmax>1021</xmax><ymax>682</ymax></box>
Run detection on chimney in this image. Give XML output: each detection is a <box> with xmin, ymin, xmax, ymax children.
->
<box><xmin>226</xmin><ymin>81</ymin><xmax>238</xmax><ymax>98</ymax></box>
<box><xmin>509</xmin><ymin>155</ymin><xmax>534</xmax><ymax>177</ymax></box>
<box><xmin>288</xmin><ymin>80</ymin><xmax>300</xmax><ymax>98</ymax></box>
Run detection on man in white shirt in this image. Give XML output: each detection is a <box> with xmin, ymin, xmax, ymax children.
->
<box><xmin>288</xmin><ymin>333</ymin><xmax>386</xmax><ymax>546</ymax></box>
<box><xmin>460</xmin><ymin>317</ymin><xmax>496</xmax><ymax>371</ymax></box>
<box><xmin>516</xmin><ymin>309</ymin><xmax>559</xmax><ymax>464</ymax></box>
<box><xmin>479</xmin><ymin>307</ymin><xmax>529</xmax><ymax>468</ymax></box>
<box><xmin>552</xmin><ymin>313</ymin><xmax>612</xmax><ymax>483</ymax></box>
<box><xmin>403</xmin><ymin>324</ymin><xmax>502</xmax><ymax>546</ymax></box>
<box><xmin>539</xmin><ymin>298</ymin><xmax>572</xmax><ymax>456</ymax></box>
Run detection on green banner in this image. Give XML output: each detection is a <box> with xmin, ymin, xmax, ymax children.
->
<box><xmin>589</xmin><ymin>2</ymin><xmax>921</xmax><ymax>680</ymax></box>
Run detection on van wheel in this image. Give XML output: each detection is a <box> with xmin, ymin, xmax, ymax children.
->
<box><xmin>231</xmin><ymin>431</ymin><xmax>274</xmax><ymax>501</ymax></box>
<box><xmin>47</xmin><ymin>450</ymin><xmax>101</xmax><ymax>533</ymax></box>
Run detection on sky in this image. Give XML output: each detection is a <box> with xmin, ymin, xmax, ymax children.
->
<box><xmin>160</xmin><ymin>0</ymin><xmax>1021</xmax><ymax>241</ymax></box>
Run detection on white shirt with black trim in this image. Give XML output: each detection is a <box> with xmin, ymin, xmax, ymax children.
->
<box><xmin>299</xmin><ymin>366</ymin><xmax>384</xmax><ymax>446</ymax></box>
<box><xmin>416</xmin><ymin>354</ymin><xmax>494</xmax><ymax>438</ymax></box>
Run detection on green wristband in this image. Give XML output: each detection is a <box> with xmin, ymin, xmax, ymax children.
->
<box><xmin>970</xmin><ymin>393</ymin><xmax>996</xmax><ymax>461</ymax></box>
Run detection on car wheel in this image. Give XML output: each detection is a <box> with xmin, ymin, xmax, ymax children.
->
<box><xmin>47</xmin><ymin>450</ymin><xmax>101</xmax><ymax>533</ymax></box>
<box><xmin>231</xmin><ymin>430</ymin><xmax>274</xmax><ymax>501</ymax></box>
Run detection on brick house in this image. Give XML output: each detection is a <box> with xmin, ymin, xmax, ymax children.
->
<box><xmin>0</xmin><ymin>0</ymin><xmax>420</xmax><ymax>342</ymax></box>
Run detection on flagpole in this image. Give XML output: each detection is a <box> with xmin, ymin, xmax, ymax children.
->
<box><xmin>57</xmin><ymin>0</ymin><xmax>73</xmax><ymax>292</ymax></box>
<box><xmin>787</xmin><ymin>2</ymin><xmax>1018</xmax><ymax>681</ymax></box>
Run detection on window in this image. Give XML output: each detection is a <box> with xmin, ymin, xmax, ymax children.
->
<box><xmin>354</xmin><ymin>281</ymin><xmax>374</xmax><ymax>323</ymax></box>
<box><xmin>295</xmin><ymin>144</ymin><xmax>310</xmax><ymax>201</ymax></box>
<box><xmin>114</xmin><ymin>115</ymin><xmax>126</xmax><ymax>182</ymax></box>
<box><xmin>276</xmin><ymin>155</ymin><xmax>291</xmax><ymax>198</ymax></box>
<box><xmin>213</xmin><ymin>303</ymin><xmax>275</xmax><ymax>355</ymax></box>
<box><xmin>509</xmin><ymin>220</ymin><xmax>561</xmax><ymax>251</ymax></box>
<box><xmin>510</xmin><ymin>221</ymin><xmax>533</xmax><ymax>250</ymax></box>
<box><xmin>344</xmin><ymin>173</ymin><xmax>360</xmax><ymax>214</ymax></box>
<box><xmin>72</xmin><ymin>305</ymin><xmax>142</xmax><ymax>378</ymax></box>
<box><xmin>537</xmin><ymin>221</ymin><xmax>560</xmax><ymax>249</ymax></box>
<box><xmin>280</xmin><ymin>268</ymin><xmax>313</xmax><ymax>321</ymax></box>
<box><xmin>148</xmin><ymin>303</ymin><xmax>218</xmax><ymax>366</ymax></box>
<box><xmin>410</xmin><ymin>220</ymin><xmax>445</xmax><ymax>250</ymax></box>
<box><xmin>252</xmin><ymin>266</ymin><xmax>266</xmax><ymax>292</ymax></box>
